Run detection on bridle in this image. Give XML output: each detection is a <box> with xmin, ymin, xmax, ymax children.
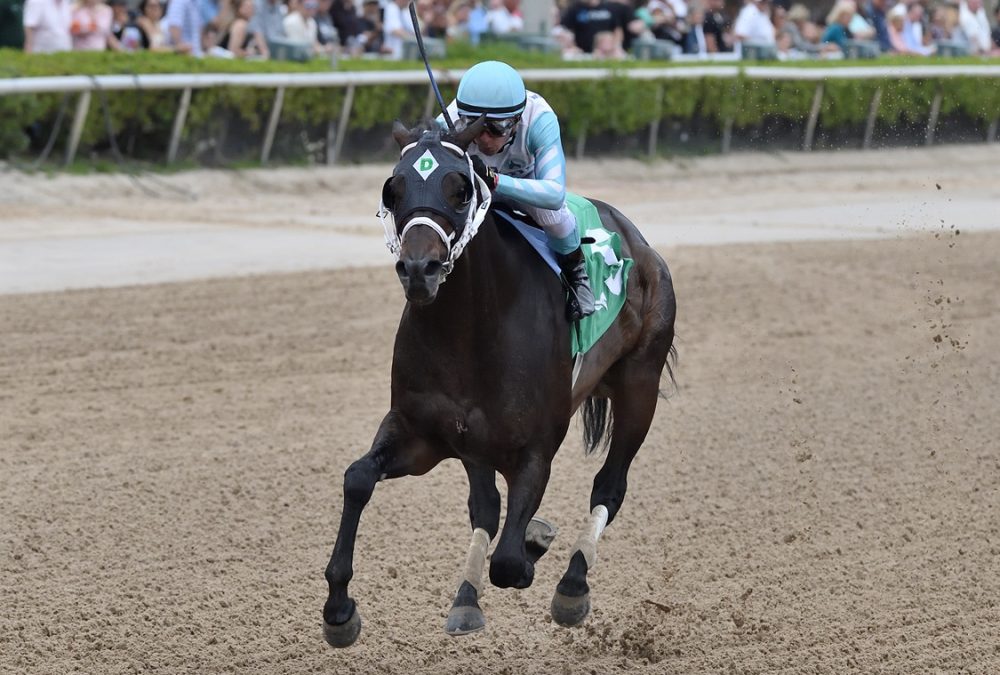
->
<box><xmin>378</xmin><ymin>139</ymin><xmax>493</xmax><ymax>282</ymax></box>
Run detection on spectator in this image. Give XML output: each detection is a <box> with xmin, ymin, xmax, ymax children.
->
<box><xmin>887</xmin><ymin>2</ymin><xmax>930</xmax><ymax>54</ymax></box>
<box><xmin>382</xmin><ymin>0</ymin><xmax>415</xmax><ymax>59</ymax></box>
<box><xmin>71</xmin><ymin>0</ymin><xmax>119</xmax><ymax>50</ymax></box>
<box><xmin>732</xmin><ymin>0</ymin><xmax>775</xmax><ymax>48</ymax></box>
<box><xmin>590</xmin><ymin>28</ymin><xmax>617</xmax><ymax>56</ymax></box>
<box><xmin>929</xmin><ymin>3</ymin><xmax>964</xmax><ymax>43</ymax></box>
<box><xmin>315</xmin><ymin>0</ymin><xmax>338</xmax><ymax>48</ymax></box>
<box><xmin>485</xmin><ymin>0</ymin><xmax>522</xmax><ymax>34</ymax></box>
<box><xmin>110</xmin><ymin>0</ymin><xmax>145</xmax><ymax>50</ymax></box>
<box><xmin>958</xmin><ymin>0</ymin><xmax>992</xmax><ymax>54</ymax></box>
<box><xmin>608</xmin><ymin>0</ymin><xmax>643</xmax><ymax>52</ymax></box>
<box><xmin>848</xmin><ymin>0</ymin><xmax>875</xmax><ymax>40</ymax></box>
<box><xmin>903</xmin><ymin>2</ymin><xmax>935</xmax><ymax>55</ymax></box>
<box><xmin>250</xmin><ymin>0</ymin><xmax>286</xmax><ymax>48</ymax></box>
<box><xmin>446</xmin><ymin>0</ymin><xmax>474</xmax><ymax>41</ymax></box>
<box><xmin>648</xmin><ymin>1</ymin><xmax>685</xmax><ymax>46</ymax></box>
<box><xmin>560</xmin><ymin>0</ymin><xmax>620</xmax><ymax>54</ymax></box>
<box><xmin>164</xmin><ymin>0</ymin><xmax>206</xmax><ymax>53</ymax></box>
<box><xmin>220</xmin><ymin>0</ymin><xmax>265</xmax><ymax>55</ymax></box>
<box><xmin>993</xmin><ymin>4</ymin><xmax>1000</xmax><ymax>50</ymax></box>
<box><xmin>783</xmin><ymin>4</ymin><xmax>817</xmax><ymax>53</ymax></box>
<box><xmin>865</xmin><ymin>0</ymin><xmax>890</xmax><ymax>52</ymax></box>
<box><xmin>135</xmin><ymin>0</ymin><xmax>170</xmax><ymax>50</ymax></box>
<box><xmin>359</xmin><ymin>0</ymin><xmax>384</xmax><ymax>53</ymax></box>
<box><xmin>284</xmin><ymin>0</ymin><xmax>330</xmax><ymax>54</ymax></box>
<box><xmin>821</xmin><ymin>0</ymin><xmax>854</xmax><ymax>53</ymax></box>
<box><xmin>683</xmin><ymin>2</ymin><xmax>708</xmax><ymax>54</ymax></box>
<box><xmin>23</xmin><ymin>0</ymin><xmax>72</xmax><ymax>52</ymax></box>
<box><xmin>700</xmin><ymin>0</ymin><xmax>730</xmax><ymax>51</ymax></box>
<box><xmin>198</xmin><ymin>0</ymin><xmax>219</xmax><ymax>27</ymax></box>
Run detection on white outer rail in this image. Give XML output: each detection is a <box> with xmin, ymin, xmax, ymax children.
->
<box><xmin>2</xmin><ymin>65</ymin><xmax>999</xmax><ymax>163</ymax></box>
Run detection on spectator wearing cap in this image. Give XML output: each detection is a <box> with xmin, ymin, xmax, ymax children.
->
<box><xmin>164</xmin><ymin>0</ymin><xmax>206</xmax><ymax>53</ymax></box>
<box><xmin>959</xmin><ymin>0</ymin><xmax>992</xmax><ymax>54</ymax></box>
<box><xmin>733</xmin><ymin>0</ymin><xmax>775</xmax><ymax>49</ymax></box>
<box><xmin>382</xmin><ymin>0</ymin><xmax>415</xmax><ymax>59</ymax></box>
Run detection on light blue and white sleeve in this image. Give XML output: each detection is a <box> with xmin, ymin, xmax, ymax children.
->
<box><xmin>495</xmin><ymin>111</ymin><xmax>567</xmax><ymax>212</ymax></box>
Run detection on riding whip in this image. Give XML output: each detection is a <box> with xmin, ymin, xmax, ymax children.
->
<box><xmin>408</xmin><ymin>1</ymin><xmax>456</xmax><ymax>132</ymax></box>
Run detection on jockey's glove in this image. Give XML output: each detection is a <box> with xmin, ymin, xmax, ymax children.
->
<box><xmin>471</xmin><ymin>156</ymin><xmax>499</xmax><ymax>192</ymax></box>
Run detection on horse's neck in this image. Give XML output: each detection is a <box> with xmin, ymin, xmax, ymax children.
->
<box><xmin>400</xmin><ymin>217</ymin><xmax>507</xmax><ymax>355</ymax></box>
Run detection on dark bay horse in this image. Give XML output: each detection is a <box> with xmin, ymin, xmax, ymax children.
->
<box><xmin>323</xmin><ymin>118</ymin><xmax>676</xmax><ymax>647</ymax></box>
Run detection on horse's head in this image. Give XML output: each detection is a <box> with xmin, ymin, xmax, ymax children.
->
<box><xmin>380</xmin><ymin>118</ymin><xmax>490</xmax><ymax>306</ymax></box>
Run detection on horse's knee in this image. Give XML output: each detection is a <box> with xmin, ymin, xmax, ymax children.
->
<box><xmin>343</xmin><ymin>460</ymin><xmax>378</xmax><ymax>507</ymax></box>
<box><xmin>489</xmin><ymin>552</ymin><xmax>534</xmax><ymax>589</ymax></box>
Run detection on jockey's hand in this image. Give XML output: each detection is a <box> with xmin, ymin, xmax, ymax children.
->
<box><xmin>471</xmin><ymin>156</ymin><xmax>499</xmax><ymax>192</ymax></box>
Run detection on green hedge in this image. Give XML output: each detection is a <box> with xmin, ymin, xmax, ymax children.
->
<box><xmin>2</xmin><ymin>47</ymin><xmax>999</xmax><ymax>165</ymax></box>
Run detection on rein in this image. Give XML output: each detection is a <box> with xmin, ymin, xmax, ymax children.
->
<box><xmin>378</xmin><ymin>140</ymin><xmax>493</xmax><ymax>281</ymax></box>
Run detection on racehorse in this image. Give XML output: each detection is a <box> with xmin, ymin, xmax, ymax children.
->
<box><xmin>322</xmin><ymin>117</ymin><xmax>677</xmax><ymax>647</ymax></box>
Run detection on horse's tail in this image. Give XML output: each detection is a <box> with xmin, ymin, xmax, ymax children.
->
<box><xmin>582</xmin><ymin>397</ymin><xmax>612</xmax><ymax>456</ymax></box>
<box><xmin>659</xmin><ymin>343</ymin><xmax>679</xmax><ymax>400</ymax></box>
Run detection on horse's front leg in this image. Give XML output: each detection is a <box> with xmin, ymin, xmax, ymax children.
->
<box><xmin>323</xmin><ymin>411</ymin><xmax>439</xmax><ymax>648</ymax></box>
<box><xmin>444</xmin><ymin>463</ymin><xmax>500</xmax><ymax>636</ymax></box>
<box><xmin>489</xmin><ymin>455</ymin><xmax>552</xmax><ymax>589</ymax></box>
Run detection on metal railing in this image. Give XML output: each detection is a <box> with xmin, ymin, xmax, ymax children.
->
<box><xmin>2</xmin><ymin>64</ymin><xmax>999</xmax><ymax>165</ymax></box>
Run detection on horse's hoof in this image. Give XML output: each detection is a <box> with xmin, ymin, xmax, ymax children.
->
<box><xmin>445</xmin><ymin>605</ymin><xmax>486</xmax><ymax>636</ymax></box>
<box><xmin>551</xmin><ymin>590</ymin><xmax>591</xmax><ymax>627</ymax></box>
<box><xmin>323</xmin><ymin>606</ymin><xmax>362</xmax><ymax>648</ymax></box>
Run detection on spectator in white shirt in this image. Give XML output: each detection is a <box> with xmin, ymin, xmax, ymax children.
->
<box><xmin>486</xmin><ymin>0</ymin><xmax>523</xmax><ymax>34</ymax></box>
<box><xmin>733</xmin><ymin>0</ymin><xmax>775</xmax><ymax>47</ymax></box>
<box><xmin>958</xmin><ymin>0</ymin><xmax>992</xmax><ymax>54</ymax></box>
<box><xmin>382</xmin><ymin>0</ymin><xmax>415</xmax><ymax>59</ymax></box>
<box><xmin>22</xmin><ymin>0</ymin><xmax>72</xmax><ymax>52</ymax></box>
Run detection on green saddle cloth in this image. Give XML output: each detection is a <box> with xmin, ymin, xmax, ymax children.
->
<box><xmin>566</xmin><ymin>193</ymin><xmax>634</xmax><ymax>356</ymax></box>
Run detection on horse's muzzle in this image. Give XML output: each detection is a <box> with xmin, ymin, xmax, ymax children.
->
<box><xmin>396</xmin><ymin>257</ymin><xmax>444</xmax><ymax>305</ymax></box>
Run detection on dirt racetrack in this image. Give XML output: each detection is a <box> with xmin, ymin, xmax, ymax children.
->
<box><xmin>3</xmin><ymin>153</ymin><xmax>1000</xmax><ymax>674</ymax></box>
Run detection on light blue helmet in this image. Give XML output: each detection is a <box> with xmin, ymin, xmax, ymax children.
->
<box><xmin>456</xmin><ymin>61</ymin><xmax>526</xmax><ymax>120</ymax></box>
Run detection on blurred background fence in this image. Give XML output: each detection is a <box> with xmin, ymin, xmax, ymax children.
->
<box><xmin>2</xmin><ymin>57</ymin><xmax>999</xmax><ymax>168</ymax></box>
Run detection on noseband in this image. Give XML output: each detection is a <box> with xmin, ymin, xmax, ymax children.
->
<box><xmin>378</xmin><ymin>139</ymin><xmax>493</xmax><ymax>281</ymax></box>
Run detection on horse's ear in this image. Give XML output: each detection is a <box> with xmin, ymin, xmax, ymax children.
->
<box><xmin>453</xmin><ymin>115</ymin><xmax>485</xmax><ymax>151</ymax></box>
<box><xmin>392</xmin><ymin>120</ymin><xmax>413</xmax><ymax>149</ymax></box>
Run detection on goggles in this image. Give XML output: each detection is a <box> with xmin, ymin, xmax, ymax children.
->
<box><xmin>458</xmin><ymin>114</ymin><xmax>520</xmax><ymax>138</ymax></box>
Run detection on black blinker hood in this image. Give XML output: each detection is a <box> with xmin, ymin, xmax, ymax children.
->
<box><xmin>389</xmin><ymin>133</ymin><xmax>472</xmax><ymax>226</ymax></box>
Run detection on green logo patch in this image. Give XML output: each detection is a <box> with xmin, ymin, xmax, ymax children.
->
<box><xmin>414</xmin><ymin>150</ymin><xmax>438</xmax><ymax>180</ymax></box>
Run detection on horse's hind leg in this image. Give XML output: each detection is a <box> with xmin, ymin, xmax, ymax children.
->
<box><xmin>323</xmin><ymin>411</ymin><xmax>440</xmax><ymax>648</ymax></box>
<box><xmin>551</xmin><ymin>357</ymin><xmax>665</xmax><ymax>627</ymax></box>
<box><xmin>445</xmin><ymin>463</ymin><xmax>500</xmax><ymax>636</ymax></box>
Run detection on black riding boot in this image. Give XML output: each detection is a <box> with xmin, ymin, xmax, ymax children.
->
<box><xmin>557</xmin><ymin>247</ymin><xmax>596</xmax><ymax>322</ymax></box>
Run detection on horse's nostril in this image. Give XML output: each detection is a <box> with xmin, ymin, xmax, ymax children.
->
<box><xmin>395</xmin><ymin>260</ymin><xmax>408</xmax><ymax>278</ymax></box>
<box><xmin>424</xmin><ymin>260</ymin><xmax>442</xmax><ymax>277</ymax></box>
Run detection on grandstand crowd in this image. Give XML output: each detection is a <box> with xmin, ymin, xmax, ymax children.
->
<box><xmin>7</xmin><ymin>0</ymin><xmax>1000</xmax><ymax>59</ymax></box>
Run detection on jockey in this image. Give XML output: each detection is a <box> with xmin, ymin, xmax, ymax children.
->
<box><xmin>438</xmin><ymin>60</ymin><xmax>596</xmax><ymax>321</ymax></box>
